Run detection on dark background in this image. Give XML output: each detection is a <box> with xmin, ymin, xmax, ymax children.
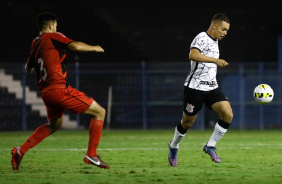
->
<box><xmin>1</xmin><ymin>0</ymin><xmax>282</xmax><ymax>63</ymax></box>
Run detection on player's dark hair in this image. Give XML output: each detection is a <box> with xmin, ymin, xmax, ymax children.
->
<box><xmin>212</xmin><ymin>13</ymin><xmax>230</xmax><ymax>24</ymax></box>
<box><xmin>36</xmin><ymin>12</ymin><xmax>58</xmax><ymax>31</ymax></box>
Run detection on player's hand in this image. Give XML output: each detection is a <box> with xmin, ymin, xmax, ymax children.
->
<box><xmin>25</xmin><ymin>68</ymin><xmax>34</xmax><ymax>74</ymax></box>
<box><xmin>94</xmin><ymin>46</ymin><xmax>104</xmax><ymax>53</ymax></box>
<box><xmin>215</xmin><ymin>59</ymin><xmax>229</xmax><ymax>67</ymax></box>
<box><xmin>25</xmin><ymin>64</ymin><xmax>34</xmax><ymax>74</ymax></box>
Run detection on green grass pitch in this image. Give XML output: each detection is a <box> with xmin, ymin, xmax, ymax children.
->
<box><xmin>0</xmin><ymin>129</ymin><xmax>282</xmax><ymax>184</ymax></box>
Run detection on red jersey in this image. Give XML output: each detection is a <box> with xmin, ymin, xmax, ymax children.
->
<box><xmin>26</xmin><ymin>32</ymin><xmax>73</xmax><ymax>92</ymax></box>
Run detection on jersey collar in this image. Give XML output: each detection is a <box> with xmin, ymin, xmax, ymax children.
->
<box><xmin>205</xmin><ymin>32</ymin><xmax>217</xmax><ymax>41</ymax></box>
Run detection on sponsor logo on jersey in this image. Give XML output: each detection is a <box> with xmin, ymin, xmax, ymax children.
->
<box><xmin>199</xmin><ymin>81</ymin><xmax>217</xmax><ymax>87</ymax></box>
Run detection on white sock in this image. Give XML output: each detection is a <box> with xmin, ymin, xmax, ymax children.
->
<box><xmin>170</xmin><ymin>126</ymin><xmax>185</xmax><ymax>149</ymax></box>
<box><xmin>207</xmin><ymin>123</ymin><xmax>227</xmax><ymax>147</ymax></box>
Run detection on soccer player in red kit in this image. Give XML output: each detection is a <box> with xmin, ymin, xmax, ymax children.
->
<box><xmin>11</xmin><ymin>12</ymin><xmax>110</xmax><ymax>170</ymax></box>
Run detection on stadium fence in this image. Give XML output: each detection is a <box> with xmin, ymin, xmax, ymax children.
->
<box><xmin>0</xmin><ymin>61</ymin><xmax>281</xmax><ymax>131</ymax></box>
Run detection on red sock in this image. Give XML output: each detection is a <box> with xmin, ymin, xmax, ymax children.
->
<box><xmin>87</xmin><ymin>119</ymin><xmax>104</xmax><ymax>157</ymax></box>
<box><xmin>20</xmin><ymin>124</ymin><xmax>51</xmax><ymax>155</ymax></box>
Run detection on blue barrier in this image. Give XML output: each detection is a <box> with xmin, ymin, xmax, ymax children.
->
<box><xmin>0</xmin><ymin>61</ymin><xmax>281</xmax><ymax>131</ymax></box>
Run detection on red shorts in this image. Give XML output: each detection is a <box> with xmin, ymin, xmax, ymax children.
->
<box><xmin>41</xmin><ymin>86</ymin><xmax>94</xmax><ymax>120</ymax></box>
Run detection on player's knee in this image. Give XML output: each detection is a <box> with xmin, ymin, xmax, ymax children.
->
<box><xmin>48</xmin><ymin>119</ymin><xmax>63</xmax><ymax>133</ymax></box>
<box><xmin>181</xmin><ymin>118</ymin><xmax>196</xmax><ymax>129</ymax></box>
<box><xmin>91</xmin><ymin>106</ymin><xmax>106</xmax><ymax>120</ymax></box>
<box><xmin>52</xmin><ymin>123</ymin><xmax>62</xmax><ymax>133</ymax></box>
<box><xmin>183</xmin><ymin>122</ymin><xmax>194</xmax><ymax>129</ymax></box>
<box><xmin>222</xmin><ymin>111</ymin><xmax>233</xmax><ymax>123</ymax></box>
<box><xmin>99</xmin><ymin>107</ymin><xmax>106</xmax><ymax>118</ymax></box>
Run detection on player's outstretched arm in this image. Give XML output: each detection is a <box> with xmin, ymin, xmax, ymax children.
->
<box><xmin>68</xmin><ymin>41</ymin><xmax>104</xmax><ymax>53</ymax></box>
<box><xmin>189</xmin><ymin>49</ymin><xmax>228</xmax><ymax>67</ymax></box>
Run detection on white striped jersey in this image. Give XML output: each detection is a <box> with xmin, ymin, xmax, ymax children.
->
<box><xmin>184</xmin><ymin>32</ymin><xmax>219</xmax><ymax>91</ymax></box>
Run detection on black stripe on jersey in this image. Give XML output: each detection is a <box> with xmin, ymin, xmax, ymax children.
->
<box><xmin>51</xmin><ymin>38</ymin><xmax>69</xmax><ymax>50</ymax></box>
<box><xmin>205</xmin><ymin>32</ymin><xmax>217</xmax><ymax>41</ymax></box>
<box><xmin>61</xmin><ymin>63</ymin><xmax>68</xmax><ymax>88</ymax></box>
<box><xmin>27</xmin><ymin>36</ymin><xmax>42</xmax><ymax>68</ymax></box>
<box><xmin>186</xmin><ymin>47</ymin><xmax>201</xmax><ymax>86</ymax></box>
<box><xmin>67</xmin><ymin>41</ymin><xmax>74</xmax><ymax>47</ymax></box>
<box><xmin>190</xmin><ymin>47</ymin><xmax>201</xmax><ymax>53</ymax></box>
<box><xmin>186</xmin><ymin>62</ymin><xmax>198</xmax><ymax>87</ymax></box>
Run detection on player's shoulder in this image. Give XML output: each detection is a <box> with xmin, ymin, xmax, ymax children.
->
<box><xmin>195</xmin><ymin>32</ymin><xmax>209</xmax><ymax>39</ymax></box>
<box><xmin>194</xmin><ymin>32</ymin><xmax>218</xmax><ymax>45</ymax></box>
<box><xmin>30</xmin><ymin>36</ymin><xmax>41</xmax><ymax>46</ymax></box>
<box><xmin>191</xmin><ymin>32</ymin><xmax>209</xmax><ymax>46</ymax></box>
<box><xmin>43</xmin><ymin>32</ymin><xmax>68</xmax><ymax>39</ymax></box>
<box><xmin>54</xmin><ymin>32</ymin><xmax>67</xmax><ymax>37</ymax></box>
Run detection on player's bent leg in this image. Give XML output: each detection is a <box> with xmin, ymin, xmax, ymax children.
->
<box><xmin>82</xmin><ymin>101</ymin><xmax>109</xmax><ymax>169</ymax></box>
<box><xmin>203</xmin><ymin>101</ymin><xmax>233</xmax><ymax>163</ymax></box>
<box><xmin>168</xmin><ymin>113</ymin><xmax>197</xmax><ymax>166</ymax></box>
<box><xmin>10</xmin><ymin>118</ymin><xmax>62</xmax><ymax>171</ymax></box>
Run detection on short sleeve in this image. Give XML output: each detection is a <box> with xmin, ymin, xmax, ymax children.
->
<box><xmin>51</xmin><ymin>32</ymin><xmax>74</xmax><ymax>50</ymax></box>
<box><xmin>190</xmin><ymin>33</ymin><xmax>207</xmax><ymax>53</ymax></box>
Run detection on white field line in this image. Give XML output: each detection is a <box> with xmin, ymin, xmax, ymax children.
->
<box><xmin>1</xmin><ymin>144</ymin><xmax>282</xmax><ymax>152</ymax></box>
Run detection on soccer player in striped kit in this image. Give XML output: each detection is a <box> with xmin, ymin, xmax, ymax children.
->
<box><xmin>168</xmin><ymin>13</ymin><xmax>233</xmax><ymax>166</ymax></box>
<box><xmin>11</xmin><ymin>12</ymin><xmax>109</xmax><ymax>170</ymax></box>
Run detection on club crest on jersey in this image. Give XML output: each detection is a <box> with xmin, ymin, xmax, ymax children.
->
<box><xmin>186</xmin><ymin>103</ymin><xmax>195</xmax><ymax>113</ymax></box>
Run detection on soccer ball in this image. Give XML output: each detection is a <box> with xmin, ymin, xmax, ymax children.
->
<box><xmin>253</xmin><ymin>84</ymin><xmax>274</xmax><ymax>104</ymax></box>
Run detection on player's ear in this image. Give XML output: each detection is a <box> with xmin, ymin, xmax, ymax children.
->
<box><xmin>212</xmin><ymin>22</ymin><xmax>218</xmax><ymax>30</ymax></box>
<box><xmin>48</xmin><ymin>23</ymin><xmax>53</xmax><ymax>31</ymax></box>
